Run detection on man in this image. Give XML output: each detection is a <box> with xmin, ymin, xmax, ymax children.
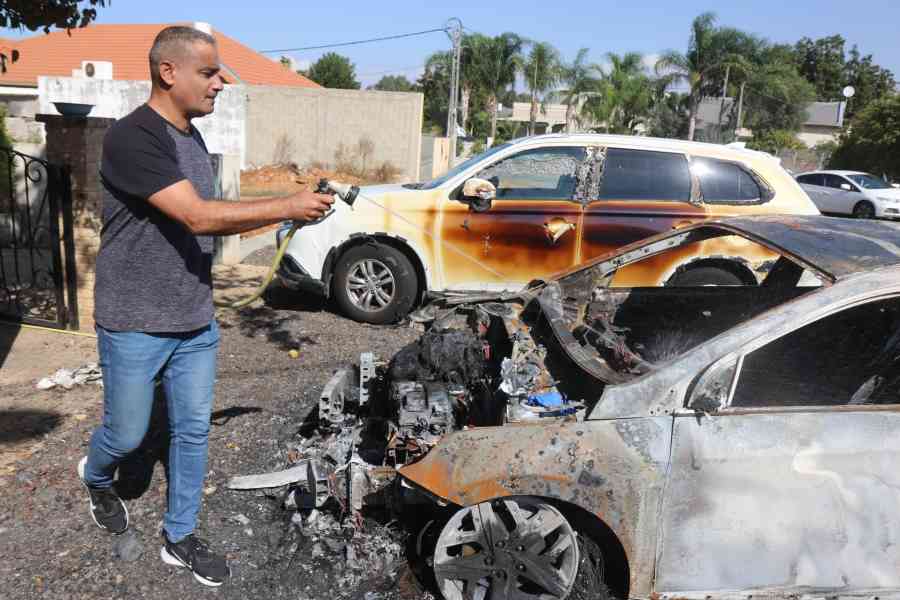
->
<box><xmin>76</xmin><ymin>26</ymin><xmax>333</xmax><ymax>587</ymax></box>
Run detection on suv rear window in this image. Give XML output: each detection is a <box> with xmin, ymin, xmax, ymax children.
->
<box><xmin>796</xmin><ymin>173</ymin><xmax>823</xmax><ymax>186</ymax></box>
<box><xmin>693</xmin><ymin>157</ymin><xmax>763</xmax><ymax>204</ymax></box>
<box><xmin>598</xmin><ymin>148</ymin><xmax>691</xmax><ymax>202</ymax></box>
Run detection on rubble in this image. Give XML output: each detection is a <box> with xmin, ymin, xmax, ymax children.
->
<box><xmin>35</xmin><ymin>363</ymin><xmax>102</xmax><ymax>390</ymax></box>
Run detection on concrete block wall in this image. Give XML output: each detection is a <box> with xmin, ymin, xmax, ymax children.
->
<box><xmin>244</xmin><ymin>86</ymin><xmax>423</xmax><ymax>180</ymax></box>
<box><xmin>38</xmin><ymin>76</ymin><xmax>246</xmax><ymax>166</ymax></box>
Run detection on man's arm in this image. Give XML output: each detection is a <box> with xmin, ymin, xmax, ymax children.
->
<box><xmin>147</xmin><ymin>179</ymin><xmax>335</xmax><ymax>235</ymax></box>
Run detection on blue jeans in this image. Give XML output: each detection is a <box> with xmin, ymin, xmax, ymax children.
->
<box><xmin>84</xmin><ymin>321</ymin><xmax>219</xmax><ymax>543</ymax></box>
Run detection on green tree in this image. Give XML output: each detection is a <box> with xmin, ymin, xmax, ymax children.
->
<box><xmin>370</xmin><ymin>74</ymin><xmax>414</xmax><ymax>92</ymax></box>
<box><xmin>746</xmin><ymin>129</ymin><xmax>805</xmax><ymax>154</ymax></box>
<box><xmin>553</xmin><ymin>48</ymin><xmax>602</xmax><ymax>133</ymax></box>
<box><xmin>418</xmin><ymin>52</ymin><xmax>452</xmax><ymax>133</ymax></box>
<box><xmin>656</xmin><ymin>12</ymin><xmax>756</xmax><ymax>140</ymax></box>
<box><xmin>828</xmin><ymin>94</ymin><xmax>900</xmax><ymax>179</ymax></box>
<box><xmin>792</xmin><ymin>36</ymin><xmax>895</xmax><ymax>120</ymax></box>
<box><xmin>843</xmin><ymin>45</ymin><xmax>896</xmax><ymax>119</ymax></box>
<box><xmin>794</xmin><ymin>35</ymin><xmax>846</xmax><ymax>101</ymax></box>
<box><xmin>585</xmin><ymin>52</ymin><xmax>652</xmax><ymax>134</ymax></box>
<box><xmin>468</xmin><ymin>32</ymin><xmax>524</xmax><ymax>142</ymax></box>
<box><xmin>305</xmin><ymin>52</ymin><xmax>360</xmax><ymax>89</ymax></box>
<box><xmin>646</xmin><ymin>90</ymin><xmax>691</xmax><ymax>139</ymax></box>
<box><xmin>523</xmin><ymin>41</ymin><xmax>561</xmax><ymax>136</ymax></box>
<box><xmin>424</xmin><ymin>39</ymin><xmax>485</xmax><ymax>136</ymax></box>
<box><xmin>655</xmin><ymin>12</ymin><xmax>721</xmax><ymax>140</ymax></box>
<box><xmin>739</xmin><ymin>48</ymin><xmax>816</xmax><ymax>136</ymax></box>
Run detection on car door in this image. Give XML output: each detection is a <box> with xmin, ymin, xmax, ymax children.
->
<box><xmin>581</xmin><ymin>148</ymin><xmax>698</xmax><ymax>260</ymax></box>
<box><xmin>438</xmin><ymin>146</ymin><xmax>585</xmax><ymax>291</ymax></box>
<box><xmin>581</xmin><ymin>147</ymin><xmax>710</xmax><ymax>286</ymax></box>
<box><xmin>824</xmin><ymin>173</ymin><xmax>865</xmax><ymax>215</ymax></box>
<box><xmin>796</xmin><ymin>173</ymin><xmax>834</xmax><ymax>212</ymax></box>
<box><xmin>656</xmin><ymin>295</ymin><xmax>900</xmax><ymax>594</ymax></box>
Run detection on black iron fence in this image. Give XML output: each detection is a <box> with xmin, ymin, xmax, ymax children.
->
<box><xmin>0</xmin><ymin>147</ymin><xmax>78</xmax><ymax>329</ymax></box>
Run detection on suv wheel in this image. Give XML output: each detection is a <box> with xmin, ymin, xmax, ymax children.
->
<box><xmin>332</xmin><ymin>242</ymin><xmax>418</xmax><ymax>324</ymax></box>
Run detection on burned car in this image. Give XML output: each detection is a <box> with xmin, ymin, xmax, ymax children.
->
<box><xmin>234</xmin><ymin>215</ymin><xmax>900</xmax><ymax>599</ymax></box>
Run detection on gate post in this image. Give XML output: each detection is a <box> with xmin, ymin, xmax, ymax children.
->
<box><xmin>36</xmin><ymin>113</ymin><xmax>114</xmax><ymax>332</ymax></box>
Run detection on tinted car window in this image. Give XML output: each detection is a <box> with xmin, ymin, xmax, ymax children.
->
<box><xmin>476</xmin><ymin>146</ymin><xmax>584</xmax><ymax>200</ymax></box>
<box><xmin>596</xmin><ymin>148</ymin><xmax>691</xmax><ymax>202</ymax></box>
<box><xmin>693</xmin><ymin>157</ymin><xmax>762</xmax><ymax>204</ymax></box>
<box><xmin>824</xmin><ymin>174</ymin><xmax>853</xmax><ymax>190</ymax></box>
<box><xmin>797</xmin><ymin>174</ymin><xmax>823</xmax><ymax>186</ymax></box>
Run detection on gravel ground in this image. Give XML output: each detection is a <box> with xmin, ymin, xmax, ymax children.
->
<box><xmin>0</xmin><ymin>245</ymin><xmax>424</xmax><ymax>600</ymax></box>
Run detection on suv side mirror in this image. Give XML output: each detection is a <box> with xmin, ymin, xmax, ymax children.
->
<box><xmin>840</xmin><ymin>183</ymin><xmax>852</xmax><ymax>191</ymax></box>
<box><xmin>461</xmin><ymin>177</ymin><xmax>496</xmax><ymax>212</ymax></box>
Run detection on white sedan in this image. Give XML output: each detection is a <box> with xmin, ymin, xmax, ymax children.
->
<box><xmin>796</xmin><ymin>169</ymin><xmax>900</xmax><ymax>219</ymax></box>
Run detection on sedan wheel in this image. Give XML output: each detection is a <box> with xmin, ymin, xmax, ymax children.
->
<box><xmin>434</xmin><ymin>497</ymin><xmax>580</xmax><ymax>600</ymax></box>
<box><xmin>853</xmin><ymin>201</ymin><xmax>876</xmax><ymax>219</ymax></box>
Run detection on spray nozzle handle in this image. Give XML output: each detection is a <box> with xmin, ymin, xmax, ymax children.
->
<box><xmin>316</xmin><ymin>178</ymin><xmax>359</xmax><ymax>207</ymax></box>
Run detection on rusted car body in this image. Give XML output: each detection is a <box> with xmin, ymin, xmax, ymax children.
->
<box><xmin>278</xmin><ymin>135</ymin><xmax>819</xmax><ymax>323</ymax></box>
<box><xmin>395</xmin><ymin>215</ymin><xmax>900</xmax><ymax>599</ymax></box>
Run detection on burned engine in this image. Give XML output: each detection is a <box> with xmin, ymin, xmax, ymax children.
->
<box><xmin>229</xmin><ymin>305</ymin><xmax>585</xmax><ymax>515</ymax></box>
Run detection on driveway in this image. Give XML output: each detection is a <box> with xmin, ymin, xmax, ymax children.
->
<box><xmin>0</xmin><ymin>252</ymin><xmax>425</xmax><ymax>599</ymax></box>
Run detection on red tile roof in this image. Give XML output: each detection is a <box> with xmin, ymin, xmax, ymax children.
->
<box><xmin>0</xmin><ymin>23</ymin><xmax>319</xmax><ymax>88</ymax></box>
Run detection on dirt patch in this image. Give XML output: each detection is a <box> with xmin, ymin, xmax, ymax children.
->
<box><xmin>0</xmin><ymin>257</ymin><xmax>425</xmax><ymax>599</ymax></box>
<box><xmin>240</xmin><ymin>164</ymin><xmax>368</xmax><ymax>199</ymax></box>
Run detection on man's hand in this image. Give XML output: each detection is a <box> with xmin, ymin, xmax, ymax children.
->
<box><xmin>287</xmin><ymin>190</ymin><xmax>335</xmax><ymax>223</ymax></box>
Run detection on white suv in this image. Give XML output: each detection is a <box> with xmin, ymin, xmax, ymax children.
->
<box><xmin>278</xmin><ymin>134</ymin><xmax>818</xmax><ymax>323</ymax></box>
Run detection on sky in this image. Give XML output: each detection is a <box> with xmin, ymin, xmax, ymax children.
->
<box><xmin>3</xmin><ymin>0</ymin><xmax>899</xmax><ymax>94</ymax></box>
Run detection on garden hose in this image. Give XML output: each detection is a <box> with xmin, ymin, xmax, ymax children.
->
<box><xmin>220</xmin><ymin>221</ymin><xmax>300</xmax><ymax>309</ymax></box>
<box><xmin>221</xmin><ymin>179</ymin><xmax>359</xmax><ymax>310</ymax></box>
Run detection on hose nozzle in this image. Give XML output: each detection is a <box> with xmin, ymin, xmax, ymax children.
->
<box><xmin>316</xmin><ymin>178</ymin><xmax>359</xmax><ymax>207</ymax></box>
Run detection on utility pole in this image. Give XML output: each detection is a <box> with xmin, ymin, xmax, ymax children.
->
<box><xmin>735</xmin><ymin>81</ymin><xmax>745</xmax><ymax>137</ymax></box>
<box><xmin>445</xmin><ymin>18</ymin><xmax>463</xmax><ymax>166</ymax></box>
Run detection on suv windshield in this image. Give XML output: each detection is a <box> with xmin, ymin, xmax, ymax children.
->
<box><xmin>419</xmin><ymin>143</ymin><xmax>512</xmax><ymax>189</ymax></box>
<box><xmin>846</xmin><ymin>173</ymin><xmax>892</xmax><ymax>190</ymax></box>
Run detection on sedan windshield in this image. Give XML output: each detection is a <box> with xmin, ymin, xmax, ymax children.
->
<box><xmin>847</xmin><ymin>173</ymin><xmax>892</xmax><ymax>190</ymax></box>
<box><xmin>419</xmin><ymin>143</ymin><xmax>512</xmax><ymax>189</ymax></box>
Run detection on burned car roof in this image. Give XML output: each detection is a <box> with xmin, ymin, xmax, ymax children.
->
<box><xmin>689</xmin><ymin>215</ymin><xmax>900</xmax><ymax>280</ymax></box>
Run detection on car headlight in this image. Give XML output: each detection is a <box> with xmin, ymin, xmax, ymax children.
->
<box><xmin>877</xmin><ymin>196</ymin><xmax>900</xmax><ymax>204</ymax></box>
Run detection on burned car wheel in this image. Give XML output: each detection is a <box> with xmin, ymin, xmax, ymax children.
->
<box><xmin>434</xmin><ymin>497</ymin><xmax>580</xmax><ymax>600</ymax></box>
<box><xmin>332</xmin><ymin>243</ymin><xmax>418</xmax><ymax>324</ymax></box>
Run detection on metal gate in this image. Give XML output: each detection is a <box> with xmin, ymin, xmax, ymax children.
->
<box><xmin>0</xmin><ymin>147</ymin><xmax>78</xmax><ymax>329</ymax></box>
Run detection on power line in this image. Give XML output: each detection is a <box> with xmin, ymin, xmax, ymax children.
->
<box><xmin>259</xmin><ymin>27</ymin><xmax>448</xmax><ymax>54</ymax></box>
<box><xmin>357</xmin><ymin>64</ymin><xmax>427</xmax><ymax>78</ymax></box>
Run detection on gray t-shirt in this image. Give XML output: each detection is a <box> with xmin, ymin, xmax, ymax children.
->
<box><xmin>94</xmin><ymin>104</ymin><xmax>215</xmax><ymax>332</ymax></box>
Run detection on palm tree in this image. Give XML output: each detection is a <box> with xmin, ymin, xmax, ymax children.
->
<box><xmin>523</xmin><ymin>41</ymin><xmax>561</xmax><ymax>136</ymax></box>
<box><xmin>457</xmin><ymin>33</ymin><xmax>490</xmax><ymax>135</ymax></box>
<box><xmin>469</xmin><ymin>32</ymin><xmax>525</xmax><ymax>142</ymax></box>
<box><xmin>591</xmin><ymin>52</ymin><xmax>652</xmax><ymax>133</ymax></box>
<box><xmin>554</xmin><ymin>48</ymin><xmax>602</xmax><ymax>133</ymax></box>
<box><xmin>655</xmin><ymin>12</ymin><xmax>720</xmax><ymax>141</ymax></box>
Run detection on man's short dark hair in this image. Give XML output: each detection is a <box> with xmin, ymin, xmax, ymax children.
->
<box><xmin>149</xmin><ymin>26</ymin><xmax>217</xmax><ymax>85</ymax></box>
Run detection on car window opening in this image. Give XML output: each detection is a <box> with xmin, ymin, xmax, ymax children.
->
<box><xmin>474</xmin><ymin>146</ymin><xmax>585</xmax><ymax>201</ymax></box>
<box><xmin>548</xmin><ymin>232</ymin><xmax>825</xmax><ymax>383</ymax></box>
<box><xmin>732</xmin><ymin>296</ymin><xmax>900</xmax><ymax>408</ymax></box>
